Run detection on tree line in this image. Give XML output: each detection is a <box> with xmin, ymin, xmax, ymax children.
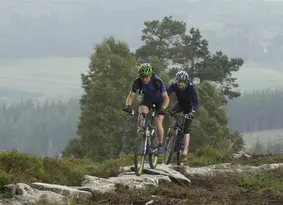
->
<box><xmin>0</xmin><ymin>99</ymin><xmax>79</xmax><ymax>156</ymax></box>
<box><xmin>1</xmin><ymin>88</ymin><xmax>283</xmax><ymax>157</ymax></box>
<box><xmin>2</xmin><ymin>16</ymin><xmax>282</xmax><ymax>159</ymax></box>
<box><xmin>227</xmin><ymin>89</ymin><xmax>283</xmax><ymax>133</ymax></box>
<box><xmin>251</xmin><ymin>138</ymin><xmax>283</xmax><ymax>155</ymax></box>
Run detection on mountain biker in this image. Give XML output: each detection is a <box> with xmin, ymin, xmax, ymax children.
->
<box><xmin>167</xmin><ymin>70</ymin><xmax>199</xmax><ymax>163</ymax></box>
<box><xmin>123</xmin><ymin>63</ymin><xmax>170</xmax><ymax>156</ymax></box>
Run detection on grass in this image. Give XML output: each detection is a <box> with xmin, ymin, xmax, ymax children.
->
<box><xmin>171</xmin><ymin>146</ymin><xmax>283</xmax><ymax>167</ymax></box>
<box><xmin>238</xmin><ymin>167</ymin><xmax>283</xmax><ymax>192</ymax></box>
<box><xmin>2</xmin><ymin>148</ymin><xmax>283</xmax><ymax>204</ymax></box>
<box><xmin>0</xmin><ymin>151</ymin><xmax>133</xmax><ymax>187</ymax></box>
<box><xmin>187</xmin><ymin>146</ymin><xmax>231</xmax><ymax>166</ymax></box>
<box><xmin>2</xmin><ymin>146</ymin><xmax>283</xmax><ymax>188</ymax></box>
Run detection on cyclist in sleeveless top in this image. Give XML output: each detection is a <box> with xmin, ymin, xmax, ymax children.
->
<box><xmin>123</xmin><ymin>63</ymin><xmax>170</xmax><ymax>156</ymax></box>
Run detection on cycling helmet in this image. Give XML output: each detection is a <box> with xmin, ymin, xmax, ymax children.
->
<box><xmin>176</xmin><ymin>70</ymin><xmax>189</xmax><ymax>81</ymax></box>
<box><xmin>138</xmin><ymin>63</ymin><xmax>153</xmax><ymax>76</ymax></box>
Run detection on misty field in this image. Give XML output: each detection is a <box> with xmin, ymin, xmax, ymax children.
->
<box><xmin>0</xmin><ymin>57</ymin><xmax>88</xmax><ymax>100</ymax></box>
<box><xmin>0</xmin><ymin>57</ymin><xmax>283</xmax><ymax>100</ymax></box>
<box><xmin>242</xmin><ymin>128</ymin><xmax>283</xmax><ymax>152</ymax></box>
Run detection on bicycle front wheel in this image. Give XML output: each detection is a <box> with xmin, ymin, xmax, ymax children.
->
<box><xmin>176</xmin><ymin>134</ymin><xmax>183</xmax><ymax>166</ymax></box>
<box><xmin>163</xmin><ymin>128</ymin><xmax>177</xmax><ymax>165</ymax></box>
<box><xmin>134</xmin><ymin>131</ymin><xmax>147</xmax><ymax>176</ymax></box>
<box><xmin>149</xmin><ymin>135</ymin><xmax>158</xmax><ymax>169</ymax></box>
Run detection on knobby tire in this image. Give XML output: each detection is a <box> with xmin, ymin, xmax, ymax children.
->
<box><xmin>176</xmin><ymin>149</ymin><xmax>182</xmax><ymax>166</ymax></box>
<box><xmin>149</xmin><ymin>135</ymin><xmax>158</xmax><ymax>169</ymax></box>
<box><xmin>134</xmin><ymin>132</ymin><xmax>146</xmax><ymax>176</ymax></box>
<box><xmin>163</xmin><ymin>128</ymin><xmax>177</xmax><ymax>165</ymax></box>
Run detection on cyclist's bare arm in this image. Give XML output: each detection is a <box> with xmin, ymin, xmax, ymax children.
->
<box><xmin>126</xmin><ymin>79</ymin><xmax>139</xmax><ymax>106</ymax></box>
<box><xmin>126</xmin><ymin>91</ymin><xmax>136</xmax><ymax>106</ymax></box>
<box><xmin>161</xmin><ymin>92</ymin><xmax>170</xmax><ymax>110</ymax></box>
<box><xmin>159</xmin><ymin>80</ymin><xmax>170</xmax><ymax>110</ymax></box>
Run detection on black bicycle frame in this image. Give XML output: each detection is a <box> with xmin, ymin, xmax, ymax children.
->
<box><xmin>133</xmin><ymin>105</ymin><xmax>157</xmax><ymax>152</ymax></box>
<box><xmin>170</xmin><ymin>114</ymin><xmax>187</xmax><ymax>152</ymax></box>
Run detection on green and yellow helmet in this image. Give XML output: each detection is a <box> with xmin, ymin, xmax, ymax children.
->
<box><xmin>138</xmin><ymin>63</ymin><xmax>153</xmax><ymax>76</ymax></box>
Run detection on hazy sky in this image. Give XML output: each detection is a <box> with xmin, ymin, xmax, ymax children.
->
<box><xmin>1</xmin><ymin>0</ymin><xmax>283</xmax><ymax>100</ymax></box>
<box><xmin>1</xmin><ymin>0</ymin><xmax>283</xmax><ymax>60</ymax></box>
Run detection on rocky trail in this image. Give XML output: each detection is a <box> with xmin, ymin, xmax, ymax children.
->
<box><xmin>2</xmin><ymin>158</ymin><xmax>283</xmax><ymax>205</ymax></box>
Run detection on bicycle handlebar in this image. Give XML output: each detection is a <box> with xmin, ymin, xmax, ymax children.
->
<box><xmin>124</xmin><ymin>108</ymin><xmax>193</xmax><ymax>120</ymax></box>
<box><xmin>124</xmin><ymin>104</ymin><xmax>161</xmax><ymax>118</ymax></box>
<box><xmin>169</xmin><ymin>112</ymin><xmax>194</xmax><ymax>120</ymax></box>
<box><xmin>127</xmin><ymin>109</ymin><xmax>147</xmax><ymax>117</ymax></box>
<box><xmin>124</xmin><ymin>109</ymin><xmax>155</xmax><ymax>130</ymax></box>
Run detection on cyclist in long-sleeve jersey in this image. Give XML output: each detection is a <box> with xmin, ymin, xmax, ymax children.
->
<box><xmin>167</xmin><ymin>70</ymin><xmax>199</xmax><ymax>163</ymax></box>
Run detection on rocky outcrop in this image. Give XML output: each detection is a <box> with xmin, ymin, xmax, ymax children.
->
<box><xmin>2</xmin><ymin>162</ymin><xmax>283</xmax><ymax>205</ymax></box>
<box><xmin>172</xmin><ymin>162</ymin><xmax>283</xmax><ymax>179</ymax></box>
<box><xmin>119</xmin><ymin>163</ymin><xmax>191</xmax><ymax>186</ymax></box>
<box><xmin>1</xmin><ymin>183</ymin><xmax>70</xmax><ymax>205</ymax></box>
<box><xmin>1</xmin><ymin>164</ymin><xmax>190</xmax><ymax>205</ymax></box>
<box><xmin>232</xmin><ymin>150</ymin><xmax>252</xmax><ymax>159</ymax></box>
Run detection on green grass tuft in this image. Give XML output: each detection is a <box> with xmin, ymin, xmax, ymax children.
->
<box><xmin>0</xmin><ymin>151</ymin><xmax>133</xmax><ymax>187</ymax></box>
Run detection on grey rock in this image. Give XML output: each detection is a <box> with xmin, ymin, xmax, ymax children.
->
<box><xmin>31</xmin><ymin>182</ymin><xmax>92</xmax><ymax>200</ymax></box>
<box><xmin>175</xmin><ymin>163</ymin><xmax>283</xmax><ymax>178</ymax></box>
<box><xmin>1</xmin><ymin>183</ymin><xmax>69</xmax><ymax>205</ymax></box>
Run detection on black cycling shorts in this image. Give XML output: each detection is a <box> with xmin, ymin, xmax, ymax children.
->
<box><xmin>171</xmin><ymin>103</ymin><xmax>193</xmax><ymax>134</ymax></box>
<box><xmin>140</xmin><ymin>97</ymin><xmax>163</xmax><ymax>112</ymax></box>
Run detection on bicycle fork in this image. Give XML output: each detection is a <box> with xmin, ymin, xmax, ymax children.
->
<box><xmin>145</xmin><ymin>128</ymin><xmax>156</xmax><ymax>155</ymax></box>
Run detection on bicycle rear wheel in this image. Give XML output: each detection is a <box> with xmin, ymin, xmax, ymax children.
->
<box><xmin>134</xmin><ymin>131</ymin><xmax>147</xmax><ymax>176</ymax></box>
<box><xmin>163</xmin><ymin>128</ymin><xmax>177</xmax><ymax>165</ymax></box>
<box><xmin>176</xmin><ymin>151</ymin><xmax>182</xmax><ymax>165</ymax></box>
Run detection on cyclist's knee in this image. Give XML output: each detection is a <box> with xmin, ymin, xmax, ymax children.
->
<box><xmin>155</xmin><ymin>115</ymin><xmax>164</xmax><ymax>123</ymax></box>
<box><xmin>155</xmin><ymin>118</ymin><xmax>163</xmax><ymax>129</ymax></box>
<box><xmin>139</xmin><ymin>105</ymin><xmax>149</xmax><ymax>114</ymax></box>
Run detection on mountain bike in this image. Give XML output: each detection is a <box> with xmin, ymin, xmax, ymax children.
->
<box><xmin>124</xmin><ymin>104</ymin><xmax>159</xmax><ymax>176</ymax></box>
<box><xmin>163</xmin><ymin>111</ymin><xmax>194</xmax><ymax>165</ymax></box>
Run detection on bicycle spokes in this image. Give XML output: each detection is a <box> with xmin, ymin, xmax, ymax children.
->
<box><xmin>148</xmin><ymin>134</ymin><xmax>159</xmax><ymax>169</ymax></box>
<box><xmin>163</xmin><ymin>130</ymin><xmax>177</xmax><ymax>165</ymax></box>
<box><xmin>134</xmin><ymin>134</ymin><xmax>147</xmax><ymax>176</ymax></box>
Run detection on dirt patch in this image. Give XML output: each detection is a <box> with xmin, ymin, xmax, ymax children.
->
<box><xmin>89</xmin><ymin>173</ymin><xmax>283</xmax><ymax>205</ymax></box>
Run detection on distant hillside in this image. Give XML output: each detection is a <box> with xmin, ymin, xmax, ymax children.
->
<box><xmin>242</xmin><ymin>129</ymin><xmax>283</xmax><ymax>153</ymax></box>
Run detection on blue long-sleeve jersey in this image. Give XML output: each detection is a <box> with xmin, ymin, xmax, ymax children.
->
<box><xmin>167</xmin><ymin>82</ymin><xmax>199</xmax><ymax>110</ymax></box>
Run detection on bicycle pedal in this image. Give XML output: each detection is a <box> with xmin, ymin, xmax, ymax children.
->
<box><xmin>151</xmin><ymin>149</ymin><xmax>158</xmax><ymax>155</ymax></box>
